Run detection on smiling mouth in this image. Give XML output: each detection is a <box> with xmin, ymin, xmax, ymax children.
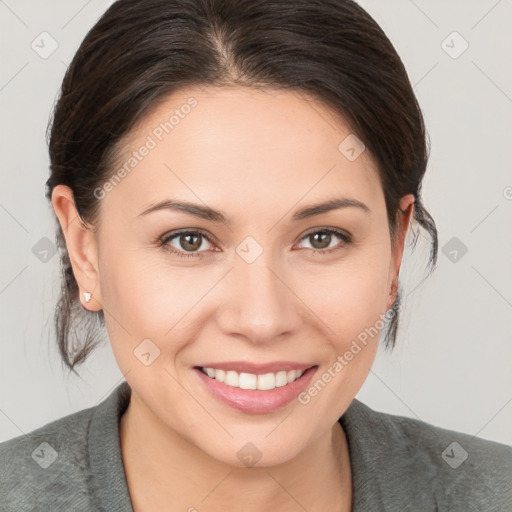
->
<box><xmin>194</xmin><ymin>365</ymin><xmax>317</xmax><ymax>391</ymax></box>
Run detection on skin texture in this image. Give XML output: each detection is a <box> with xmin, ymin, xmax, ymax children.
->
<box><xmin>52</xmin><ymin>86</ymin><xmax>414</xmax><ymax>511</ymax></box>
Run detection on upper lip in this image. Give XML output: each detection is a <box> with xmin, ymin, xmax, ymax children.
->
<box><xmin>194</xmin><ymin>361</ymin><xmax>317</xmax><ymax>375</ymax></box>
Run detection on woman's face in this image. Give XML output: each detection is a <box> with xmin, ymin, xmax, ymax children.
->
<box><xmin>86</xmin><ymin>86</ymin><xmax>413</xmax><ymax>466</ymax></box>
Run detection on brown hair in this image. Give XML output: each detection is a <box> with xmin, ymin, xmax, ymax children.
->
<box><xmin>45</xmin><ymin>0</ymin><xmax>438</xmax><ymax>374</ymax></box>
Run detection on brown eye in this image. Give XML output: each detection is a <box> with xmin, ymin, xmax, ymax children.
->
<box><xmin>297</xmin><ymin>228</ymin><xmax>351</xmax><ymax>254</ymax></box>
<box><xmin>160</xmin><ymin>230</ymin><xmax>214</xmax><ymax>258</ymax></box>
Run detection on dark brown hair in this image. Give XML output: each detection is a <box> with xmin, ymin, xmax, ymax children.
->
<box><xmin>45</xmin><ymin>0</ymin><xmax>438</xmax><ymax>374</ymax></box>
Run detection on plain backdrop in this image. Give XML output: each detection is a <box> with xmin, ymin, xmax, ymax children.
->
<box><xmin>1</xmin><ymin>0</ymin><xmax>511</xmax><ymax>447</ymax></box>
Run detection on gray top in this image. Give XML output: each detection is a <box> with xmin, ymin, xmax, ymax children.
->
<box><xmin>0</xmin><ymin>381</ymin><xmax>511</xmax><ymax>511</ymax></box>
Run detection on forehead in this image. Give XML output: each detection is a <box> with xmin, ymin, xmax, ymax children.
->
<box><xmin>106</xmin><ymin>86</ymin><xmax>383</xmax><ymax>216</ymax></box>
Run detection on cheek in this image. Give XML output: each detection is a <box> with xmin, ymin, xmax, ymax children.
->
<box><xmin>302</xmin><ymin>256</ymin><xmax>390</xmax><ymax>340</ymax></box>
<box><xmin>98</xmin><ymin>248</ymin><xmax>219</xmax><ymax>355</ymax></box>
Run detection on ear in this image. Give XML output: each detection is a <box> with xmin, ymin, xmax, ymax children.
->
<box><xmin>51</xmin><ymin>184</ymin><xmax>102</xmax><ymax>312</ymax></box>
<box><xmin>386</xmin><ymin>193</ymin><xmax>415</xmax><ymax>309</ymax></box>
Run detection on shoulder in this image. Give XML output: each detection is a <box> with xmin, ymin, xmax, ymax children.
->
<box><xmin>342</xmin><ymin>399</ymin><xmax>512</xmax><ymax>511</ymax></box>
<box><xmin>0</xmin><ymin>402</ymin><xmax>99</xmax><ymax>511</ymax></box>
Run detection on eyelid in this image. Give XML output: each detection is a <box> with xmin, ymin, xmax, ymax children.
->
<box><xmin>299</xmin><ymin>226</ymin><xmax>352</xmax><ymax>241</ymax></box>
<box><xmin>159</xmin><ymin>227</ymin><xmax>213</xmax><ymax>242</ymax></box>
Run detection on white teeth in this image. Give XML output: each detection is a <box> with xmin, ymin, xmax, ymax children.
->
<box><xmin>224</xmin><ymin>370</ymin><xmax>239</xmax><ymax>387</ymax></box>
<box><xmin>257</xmin><ymin>373</ymin><xmax>275</xmax><ymax>390</ymax></box>
<box><xmin>275</xmin><ymin>370</ymin><xmax>288</xmax><ymax>387</ymax></box>
<box><xmin>201</xmin><ymin>367</ymin><xmax>307</xmax><ymax>390</ymax></box>
<box><xmin>287</xmin><ymin>370</ymin><xmax>297</xmax><ymax>383</ymax></box>
<box><xmin>239</xmin><ymin>372</ymin><xmax>257</xmax><ymax>390</ymax></box>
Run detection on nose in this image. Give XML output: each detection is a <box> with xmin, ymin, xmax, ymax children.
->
<box><xmin>215</xmin><ymin>249</ymin><xmax>302</xmax><ymax>345</ymax></box>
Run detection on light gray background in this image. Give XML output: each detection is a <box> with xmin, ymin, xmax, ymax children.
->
<box><xmin>1</xmin><ymin>0</ymin><xmax>511</xmax><ymax>446</ymax></box>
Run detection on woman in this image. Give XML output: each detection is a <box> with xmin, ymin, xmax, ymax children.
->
<box><xmin>1</xmin><ymin>0</ymin><xmax>510</xmax><ymax>510</ymax></box>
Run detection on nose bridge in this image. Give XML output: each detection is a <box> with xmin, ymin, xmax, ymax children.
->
<box><xmin>218</xmin><ymin>240</ymin><xmax>299</xmax><ymax>342</ymax></box>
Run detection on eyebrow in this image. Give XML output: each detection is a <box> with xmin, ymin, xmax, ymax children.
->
<box><xmin>137</xmin><ymin>197</ymin><xmax>370</xmax><ymax>224</ymax></box>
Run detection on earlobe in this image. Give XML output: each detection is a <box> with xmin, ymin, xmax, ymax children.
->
<box><xmin>51</xmin><ymin>184</ymin><xmax>103</xmax><ymax>311</ymax></box>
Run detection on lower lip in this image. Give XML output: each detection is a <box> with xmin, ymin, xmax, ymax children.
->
<box><xmin>193</xmin><ymin>366</ymin><xmax>318</xmax><ymax>414</ymax></box>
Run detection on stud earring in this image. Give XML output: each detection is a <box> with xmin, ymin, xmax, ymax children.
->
<box><xmin>83</xmin><ymin>292</ymin><xmax>92</xmax><ymax>303</ymax></box>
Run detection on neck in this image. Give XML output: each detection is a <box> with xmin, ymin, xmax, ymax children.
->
<box><xmin>120</xmin><ymin>391</ymin><xmax>352</xmax><ymax>512</ymax></box>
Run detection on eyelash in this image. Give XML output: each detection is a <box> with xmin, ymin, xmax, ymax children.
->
<box><xmin>157</xmin><ymin>227</ymin><xmax>352</xmax><ymax>259</ymax></box>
